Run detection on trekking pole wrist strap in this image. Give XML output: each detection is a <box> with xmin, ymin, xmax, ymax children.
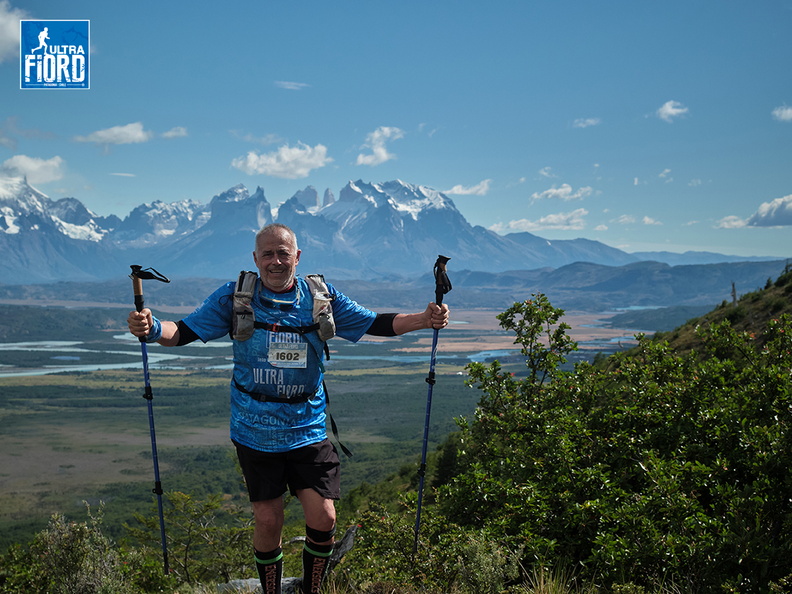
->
<box><xmin>145</xmin><ymin>317</ymin><xmax>163</xmax><ymax>343</ymax></box>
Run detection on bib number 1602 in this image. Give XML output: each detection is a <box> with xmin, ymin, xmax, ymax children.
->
<box><xmin>268</xmin><ymin>343</ymin><xmax>308</xmax><ymax>368</ymax></box>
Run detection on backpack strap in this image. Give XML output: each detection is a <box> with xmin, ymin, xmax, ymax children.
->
<box><xmin>253</xmin><ymin>321</ymin><xmax>321</xmax><ymax>335</ymax></box>
<box><xmin>232</xmin><ymin>271</ymin><xmax>259</xmax><ymax>341</ymax></box>
<box><xmin>323</xmin><ymin>381</ymin><xmax>353</xmax><ymax>458</ymax></box>
<box><xmin>233</xmin><ymin>380</ymin><xmax>316</xmax><ymax>404</ymax></box>
<box><xmin>305</xmin><ymin>274</ymin><xmax>336</xmax><ymax>342</ymax></box>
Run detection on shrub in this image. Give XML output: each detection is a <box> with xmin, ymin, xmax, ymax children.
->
<box><xmin>125</xmin><ymin>491</ymin><xmax>252</xmax><ymax>585</ymax></box>
<box><xmin>439</xmin><ymin>295</ymin><xmax>792</xmax><ymax>591</ymax></box>
<box><xmin>347</xmin><ymin>500</ymin><xmax>520</xmax><ymax>593</ymax></box>
<box><xmin>0</xmin><ymin>504</ymin><xmax>143</xmax><ymax>594</ymax></box>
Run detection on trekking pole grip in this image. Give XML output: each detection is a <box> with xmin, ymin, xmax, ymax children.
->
<box><xmin>130</xmin><ymin>264</ymin><xmax>170</xmax><ymax>343</ymax></box>
<box><xmin>131</xmin><ymin>265</ymin><xmax>145</xmax><ymax>312</ymax></box>
<box><xmin>433</xmin><ymin>255</ymin><xmax>452</xmax><ymax>306</ymax></box>
<box><xmin>130</xmin><ymin>264</ymin><xmax>170</xmax><ymax>312</ymax></box>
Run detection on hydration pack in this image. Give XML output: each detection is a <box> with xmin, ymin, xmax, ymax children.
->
<box><xmin>231</xmin><ymin>271</ymin><xmax>336</xmax><ymax>351</ymax></box>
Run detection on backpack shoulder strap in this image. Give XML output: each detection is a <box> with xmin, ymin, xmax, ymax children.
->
<box><xmin>304</xmin><ymin>274</ymin><xmax>336</xmax><ymax>343</ymax></box>
<box><xmin>305</xmin><ymin>274</ymin><xmax>331</xmax><ymax>297</ymax></box>
<box><xmin>232</xmin><ymin>271</ymin><xmax>258</xmax><ymax>341</ymax></box>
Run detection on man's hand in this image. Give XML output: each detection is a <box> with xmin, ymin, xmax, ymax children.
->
<box><xmin>425</xmin><ymin>302</ymin><xmax>449</xmax><ymax>330</ymax></box>
<box><xmin>128</xmin><ymin>308</ymin><xmax>154</xmax><ymax>339</ymax></box>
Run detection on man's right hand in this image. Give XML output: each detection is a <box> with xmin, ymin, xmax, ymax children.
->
<box><xmin>127</xmin><ymin>308</ymin><xmax>153</xmax><ymax>339</ymax></box>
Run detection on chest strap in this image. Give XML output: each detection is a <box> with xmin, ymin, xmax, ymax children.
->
<box><xmin>233</xmin><ymin>380</ymin><xmax>316</xmax><ymax>404</ymax></box>
<box><xmin>254</xmin><ymin>321</ymin><xmax>319</xmax><ymax>334</ymax></box>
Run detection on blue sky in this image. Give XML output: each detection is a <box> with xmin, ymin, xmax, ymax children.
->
<box><xmin>1</xmin><ymin>0</ymin><xmax>791</xmax><ymax>258</ymax></box>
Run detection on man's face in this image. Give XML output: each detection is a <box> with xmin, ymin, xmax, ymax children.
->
<box><xmin>253</xmin><ymin>229</ymin><xmax>301</xmax><ymax>292</ymax></box>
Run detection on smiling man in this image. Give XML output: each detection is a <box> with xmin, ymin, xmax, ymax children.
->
<box><xmin>254</xmin><ymin>225</ymin><xmax>301</xmax><ymax>292</ymax></box>
<box><xmin>127</xmin><ymin>223</ymin><xmax>449</xmax><ymax>594</ymax></box>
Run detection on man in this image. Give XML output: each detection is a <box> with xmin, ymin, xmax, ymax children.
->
<box><xmin>127</xmin><ymin>223</ymin><xmax>449</xmax><ymax>594</ymax></box>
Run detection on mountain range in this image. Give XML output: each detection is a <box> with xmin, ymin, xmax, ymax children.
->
<box><xmin>0</xmin><ymin>176</ymin><xmax>782</xmax><ymax>287</ymax></box>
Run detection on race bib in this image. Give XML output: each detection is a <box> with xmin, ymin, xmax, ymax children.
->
<box><xmin>268</xmin><ymin>342</ymin><xmax>308</xmax><ymax>368</ymax></box>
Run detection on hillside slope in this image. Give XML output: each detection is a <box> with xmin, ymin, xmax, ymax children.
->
<box><xmin>654</xmin><ymin>266</ymin><xmax>792</xmax><ymax>353</ymax></box>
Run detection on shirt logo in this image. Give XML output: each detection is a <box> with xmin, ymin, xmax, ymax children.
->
<box><xmin>20</xmin><ymin>20</ymin><xmax>90</xmax><ymax>90</ymax></box>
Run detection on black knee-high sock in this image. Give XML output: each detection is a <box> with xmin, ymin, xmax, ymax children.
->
<box><xmin>255</xmin><ymin>547</ymin><xmax>283</xmax><ymax>594</ymax></box>
<box><xmin>301</xmin><ymin>541</ymin><xmax>333</xmax><ymax>594</ymax></box>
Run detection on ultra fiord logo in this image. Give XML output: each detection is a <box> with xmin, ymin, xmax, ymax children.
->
<box><xmin>20</xmin><ymin>20</ymin><xmax>89</xmax><ymax>90</ymax></box>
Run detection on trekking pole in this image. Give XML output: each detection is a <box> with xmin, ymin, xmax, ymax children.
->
<box><xmin>413</xmin><ymin>255</ymin><xmax>452</xmax><ymax>556</ymax></box>
<box><xmin>129</xmin><ymin>264</ymin><xmax>171</xmax><ymax>575</ymax></box>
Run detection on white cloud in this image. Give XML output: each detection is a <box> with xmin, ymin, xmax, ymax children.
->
<box><xmin>716</xmin><ymin>215</ymin><xmax>747</xmax><ymax>229</ymax></box>
<box><xmin>771</xmin><ymin>105</ymin><xmax>792</xmax><ymax>122</ymax></box>
<box><xmin>658</xmin><ymin>168</ymin><xmax>672</xmax><ymax>182</ymax></box>
<box><xmin>716</xmin><ymin>195</ymin><xmax>792</xmax><ymax>229</ymax></box>
<box><xmin>573</xmin><ymin>117</ymin><xmax>601</xmax><ymax>128</ymax></box>
<box><xmin>444</xmin><ymin>179</ymin><xmax>491</xmax><ymax>196</ymax></box>
<box><xmin>0</xmin><ymin>1</ymin><xmax>29</xmax><ymax>63</ymax></box>
<box><xmin>162</xmin><ymin>126</ymin><xmax>188</xmax><ymax>138</ymax></box>
<box><xmin>746</xmin><ymin>194</ymin><xmax>792</xmax><ymax>227</ymax></box>
<box><xmin>531</xmin><ymin>183</ymin><xmax>593</xmax><ymax>201</ymax></box>
<box><xmin>538</xmin><ymin>166</ymin><xmax>556</xmax><ymax>178</ymax></box>
<box><xmin>356</xmin><ymin>126</ymin><xmax>404</xmax><ymax>166</ymax></box>
<box><xmin>74</xmin><ymin>122</ymin><xmax>153</xmax><ymax>145</ymax></box>
<box><xmin>231</xmin><ymin>142</ymin><xmax>332</xmax><ymax>179</ymax></box>
<box><xmin>2</xmin><ymin>154</ymin><xmax>64</xmax><ymax>184</ymax></box>
<box><xmin>642</xmin><ymin>216</ymin><xmax>662</xmax><ymax>225</ymax></box>
<box><xmin>275</xmin><ymin>81</ymin><xmax>310</xmax><ymax>90</ymax></box>
<box><xmin>614</xmin><ymin>214</ymin><xmax>636</xmax><ymax>225</ymax></box>
<box><xmin>656</xmin><ymin>100</ymin><xmax>689</xmax><ymax>123</ymax></box>
<box><xmin>490</xmin><ymin>208</ymin><xmax>589</xmax><ymax>233</ymax></box>
<box><xmin>110</xmin><ymin>172</ymin><xmax>136</xmax><ymax>177</ymax></box>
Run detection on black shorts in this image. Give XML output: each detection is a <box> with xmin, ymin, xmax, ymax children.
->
<box><xmin>233</xmin><ymin>438</ymin><xmax>341</xmax><ymax>501</ymax></box>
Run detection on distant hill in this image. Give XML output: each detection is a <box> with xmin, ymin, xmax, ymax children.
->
<box><xmin>0</xmin><ymin>260</ymin><xmax>788</xmax><ymax>315</ymax></box>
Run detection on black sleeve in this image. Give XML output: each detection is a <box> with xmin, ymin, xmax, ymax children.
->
<box><xmin>176</xmin><ymin>320</ymin><xmax>200</xmax><ymax>346</ymax></box>
<box><xmin>365</xmin><ymin>313</ymin><xmax>398</xmax><ymax>337</ymax></box>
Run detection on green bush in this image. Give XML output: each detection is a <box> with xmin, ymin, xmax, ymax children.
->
<box><xmin>124</xmin><ymin>491</ymin><xmax>252</xmax><ymax>585</ymax></box>
<box><xmin>347</xmin><ymin>500</ymin><xmax>521</xmax><ymax>593</ymax></box>
<box><xmin>0</xmin><ymin>494</ymin><xmax>253</xmax><ymax>594</ymax></box>
<box><xmin>437</xmin><ymin>295</ymin><xmax>792</xmax><ymax>591</ymax></box>
<box><xmin>0</xmin><ymin>504</ymin><xmax>145</xmax><ymax>594</ymax></box>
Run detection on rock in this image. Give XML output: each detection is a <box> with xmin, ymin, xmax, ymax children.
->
<box><xmin>215</xmin><ymin>577</ymin><xmax>301</xmax><ymax>593</ymax></box>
